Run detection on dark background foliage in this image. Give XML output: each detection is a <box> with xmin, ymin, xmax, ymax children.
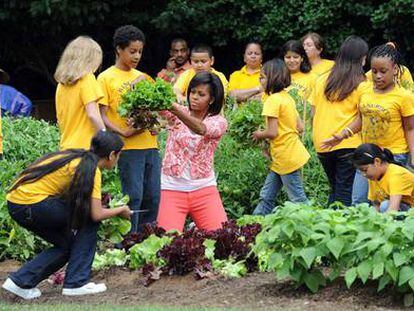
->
<box><xmin>1</xmin><ymin>0</ymin><xmax>414</xmax><ymax>102</ymax></box>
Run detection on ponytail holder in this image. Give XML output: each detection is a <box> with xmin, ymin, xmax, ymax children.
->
<box><xmin>100</xmin><ymin>128</ymin><xmax>107</xmax><ymax>132</ymax></box>
<box><xmin>386</xmin><ymin>42</ymin><xmax>396</xmax><ymax>49</ymax></box>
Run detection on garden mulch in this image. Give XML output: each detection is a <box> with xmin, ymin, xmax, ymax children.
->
<box><xmin>0</xmin><ymin>260</ymin><xmax>406</xmax><ymax>310</ymax></box>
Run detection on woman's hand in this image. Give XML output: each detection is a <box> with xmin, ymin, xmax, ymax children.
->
<box><xmin>119</xmin><ymin>206</ymin><xmax>133</xmax><ymax>220</ymax></box>
<box><xmin>321</xmin><ymin>134</ymin><xmax>344</xmax><ymax>150</ymax></box>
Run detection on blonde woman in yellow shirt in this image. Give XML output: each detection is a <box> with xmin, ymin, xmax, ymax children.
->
<box><xmin>98</xmin><ymin>26</ymin><xmax>160</xmax><ymax>234</ymax></box>
<box><xmin>252</xmin><ymin>58</ymin><xmax>309</xmax><ymax>215</ymax></box>
<box><xmin>54</xmin><ymin>36</ymin><xmax>106</xmax><ymax>150</ymax></box>
<box><xmin>352</xmin><ymin>143</ymin><xmax>414</xmax><ymax>213</ymax></box>
<box><xmin>301</xmin><ymin>32</ymin><xmax>334</xmax><ymax>77</ymax></box>
<box><xmin>228</xmin><ymin>42</ymin><xmax>263</xmax><ymax>105</ymax></box>
<box><xmin>311</xmin><ymin>35</ymin><xmax>368</xmax><ymax>207</ymax></box>
<box><xmin>2</xmin><ymin>131</ymin><xmax>131</xmax><ymax>299</ymax></box>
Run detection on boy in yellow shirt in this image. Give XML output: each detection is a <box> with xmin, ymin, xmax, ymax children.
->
<box><xmin>98</xmin><ymin>25</ymin><xmax>160</xmax><ymax>234</ymax></box>
<box><xmin>174</xmin><ymin>45</ymin><xmax>228</xmax><ymax>102</ymax></box>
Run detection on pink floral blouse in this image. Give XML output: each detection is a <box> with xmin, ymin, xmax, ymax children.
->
<box><xmin>160</xmin><ymin>107</ymin><xmax>228</xmax><ymax>179</ymax></box>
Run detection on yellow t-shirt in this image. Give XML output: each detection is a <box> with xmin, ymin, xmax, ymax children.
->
<box><xmin>263</xmin><ymin>90</ymin><xmax>310</xmax><ymax>175</ymax></box>
<box><xmin>0</xmin><ymin>111</ymin><xmax>3</xmax><ymax>155</ymax></box>
<box><xmin>310</xmin><ymin>75</ymin><xmax>366</xmax><ymax>153</ymax></box>
<box><xmin>7</xmin><ymin>157</ymin><xmax>102</xmax><ymax>205</ymax></box>
<box><xmin>56</xmin><ymin>73</ymin><xmax>104</xmax><ymax>150</ymax></box>
<box><xmin>359</xmin><ymin>85</ymin><xmax>414</xmax><ymax>153</ymax></box>
<box><xmin>368</xmin><ymin>164</ymin><xmax>414</xmax><ymax>206</ymax></box>
<box><xmin>367</xmin><ymin>65</ymin><xmax>413</xmax><ymax>86</ymax></box>
<box><xmin>228</xmin><ymin>66</ymin><xmax>261</xmax><ymax>91</ymax></box>
<box><xmin>310</xmin><ymin>59</ymin><xmax>335</xmax><ymax>77</ymax></box>
<box><xmin>174</xmin><ymin>68</ymin><xmax>229</xmax><ymax>97</ymax></box>
<box><xmin>289</xmin><ymin>71</ymin><xmax>317</xmax><ymax>101</ymax></box>
<box><xmin>97</xmin><ymin>66</ymin><xmax>157</xmax><ymax>150</ymax></box>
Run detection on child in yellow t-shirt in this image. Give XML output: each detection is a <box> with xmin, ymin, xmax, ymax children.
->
<box><xmin>228</xmin><ymin>42</ymin><xmax>263</xmax><ymax>104</ymax></box>
<box><xmin>252</xmin><ymin>58</ymin><xmax>309</xmax><ymax>216</ymax></box>
<box><xmin>3</xmin><ymin>131</ymin><xmax>132</xmax><ymax>299</ymax></box>
<box><xmin>54</xmin><ymin>36</ymin><xmax>106</xmax><ymax>150</ymax></box>
<box><xmin>98</xmin><ymin>25</ymin><xmax>160</xmax><ymax>234</ymax></box>
<box><xmin>173</xmin><ymin>45</ymin><xmax>228</xmax><ymax>102</ymax></box>
<box><xmin>352</xmin><ymin>143</ymin><xmax>414</xmax><ymax>213</ymax></box>
<box><xmin>282</xmin><ymin>40</ymin><xmax>317</xmax><ymax>124</ymax></box>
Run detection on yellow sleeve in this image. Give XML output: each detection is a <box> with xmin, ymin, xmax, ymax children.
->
<box><xmin>91</xmin><ymin>168</ymin><xmax>102</xmax><ymax>200</ymax></box>
<box><xmin>400</xmin><ymin>91</ymin><xmax>414</xmax><ymax>117</ymax></box>
<box><xmin>368</xmin><ymin>181</ymin><xmax>375</xmax><ymax>202</ymax></box>
<box><xmin>220</xmin><ymin>74</ymin><xmax>229</xmax><ymax>96</ymax></box>
<box><xmin>228</xmin><ymin>71</ymin><xmax>240</xmax><ymax>91</ymax></box>
<box><xmin>402</xmin><ymin>66</ymin><xmax>413</xmax><ymax>84</ymax></box>
<box><xmin>262</xmin><ymin>96</ymin><xmax>280</xmax><ymax>118</ymax></box>
<box><xmin>97</xmin><ymin>74</ymin><xmax>110</xmax><ymax>106</ymax></box>
<box><xmin>174</xmin><ymin>70</ymin><xmax>189</xmax><ymax>95</ymax></box>
<box><xmin>80</xmin><ymin>74</ymin><xmax>105</xmax><ymax>107</ymax></box>
<box><xmin>389</xmin><ymin>169</ymin><xmax>414</xmax><ymax>196</ymax></box>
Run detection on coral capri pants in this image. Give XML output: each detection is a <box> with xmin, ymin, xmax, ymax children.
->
<box><xmin>157</xmin><ymin>186</ymin><xmax>228</xmax><ymax>232</ymax></box>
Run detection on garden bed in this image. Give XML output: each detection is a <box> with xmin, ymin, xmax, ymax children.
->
<box><xmin>0</xmin><ymin>260</ymin><xmax>404</xmax><ymax>310</ymax></box>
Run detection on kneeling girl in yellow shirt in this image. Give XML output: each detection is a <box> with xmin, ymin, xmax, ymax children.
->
<box><xmin>252</xmin><ymin>58</ymin><xmax>310</xmax><ymax>216</ymax></box>
<box><xmin>3</xmin><ymin>131</ymin><xmax>132</xmax><ymax>299</ymax></box>
<box><xmin>352</xmin><ymin>143</ymin><xmax>414</xmax><ymax>213</ymax></box>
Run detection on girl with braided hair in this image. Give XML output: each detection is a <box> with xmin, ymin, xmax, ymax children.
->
<box><xmin>322</xmin><ymin>42</ymin><xmax>414</xmax><ymax>204</ymax></box>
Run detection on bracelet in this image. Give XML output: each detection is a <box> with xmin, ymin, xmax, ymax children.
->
<box><xmin>345</xmin><ymin>127</ymin><xmax>354</xmax><ymax>136</ymax></box>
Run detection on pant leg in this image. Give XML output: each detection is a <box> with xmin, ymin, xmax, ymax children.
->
<box><xmin>253</xmin><ymin>171</ymin><xmax>283</xmax><ymax>216</ymax></box>
<box><xmin>333</xmin><ymin>149</ymin><xmax>356</xmax><ymax>206</ymax></box>
<box><xmin>63</xmin><ymin>221</ymin><xmax>100</xmax><ymax>288</ymax></box>
<box><xmin>280</xmin><ymin>169</ymin><xmax>308</xmax><ymax>203</ymax></box>
<box><xmin>7</xmin><ymin>199</ymin><xmax>72</xmax><ymax>288</ymax></box>
<box><xmin>352</xmin><ymin>170</ymin><xmax>369</xmax><ymax>205</ymax></box>
<box><xmin>157</xmin><ymin>190</ymin><xmax>189</xmax><ymax>232</ymax></box>
<box><xmin>317</xmin><ymin>151</ymin><xmax>337</xmax><ymax>206</ymax></box>
<box><xmin>118</xmin><ymin>150</ymin><xmax>145</xmax><ymax>233</ymax></box>
<box><xmin>189</xmin><ymin>186</ymin><xmax>228</xmax><ymax>231</ymax></box>
<box><xmin>138</xmin><ymin>149</ymin><xmax>161</xmax><ymax>231</ymax></box>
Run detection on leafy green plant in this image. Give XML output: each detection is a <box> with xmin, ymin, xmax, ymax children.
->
<box><xmin>92</xmin><ymin>248</ymin><xmax>129</xmax><ymax>270</ymax></box>
<box><xmin>129</xmin><ymin>234</ymin><xmax>173</xmax><ymax>269</ymax></box>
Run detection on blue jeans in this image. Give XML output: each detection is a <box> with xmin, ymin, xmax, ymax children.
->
<box><xmin>318</xmin><ymin>149</ymin><xmax>356</xmax><ymax>207</ymax></box>
<box><xmin>379</xmin><ymin>200</ymin><xmax>411</xmax><ymax>213</ymax></box>
<box><xmin>253</xmin><ymin>169</ymin><xmax>308</xmax><ymax>216</ymax></box>
<box><xmin>352</xmin><ymin>153</ymin><xmax>409</xmax><ymax>205</ymax></box>
<box><xmin>7</xmin><ymin>198</ymin><xmax>99</xmax><ymax>289</ymax></box>
<box><xmin>118</xmin><ymin>149</ymin><xmax>161</xmax><ymax>233</ymax></box>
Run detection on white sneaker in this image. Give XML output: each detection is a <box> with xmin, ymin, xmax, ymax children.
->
<box><xmin>62</xmin><ymin>282</ymin><xmax>107</xmax><ymax>296</ymax></box>
<box><xmin>2</xmin><ymin>278</ymin><xmax>41</xmax><ymax>300</ymax></box>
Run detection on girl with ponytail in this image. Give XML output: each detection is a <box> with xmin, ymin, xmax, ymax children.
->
<box><xmin>352</xmin><ymin>143</ymin><xmax>414</xmax><ymax>213</ymax></box>
<box><xmin>2</xmin><ymin>131</ymin><xmax>131</xmax><ymax>299</ymax></box>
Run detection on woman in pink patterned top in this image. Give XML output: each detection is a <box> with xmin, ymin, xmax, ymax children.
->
<box><xmin>157</xmin><ymin>72</ymin><xmax>228</xmax><ymax>232</ymax></box>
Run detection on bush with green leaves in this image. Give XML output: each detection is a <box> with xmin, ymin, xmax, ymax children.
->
<box><xmin>253</xmin><ymin>202</ymin><xmax>414</xmax><ymax>306</ymax></box>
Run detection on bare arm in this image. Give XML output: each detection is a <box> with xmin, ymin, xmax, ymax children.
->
<box><xmin>99</xmin><ymin>105</ymin><xmax>140</xmax><ymax>138</ymax></box>
<box><xmin>229</xmin><ymin>86</ymin><xmax>262</xmax><ymax>103</ymax></box>
<box><xmin>170</xmin><ymin>103</ymin><xmax>206</xmax><ymax>135</ymax></box>
<box><xmin>90</xmin><ymin>198</ymin><xmax>132</xmax><ymax>222</ymax></box>
<box><xmin>403</xmin><ymin>115</ymin><xmax>414</xmax><ymax>167</ymax></box>
<box><xmin>252</xmin><ymin>117</ymin><xmax>278</xmax><ymax>141</ymax></box>
<box><xmin>321</xmin><ymin>112</ymin><xmax>362</xmax><ymax>150</ymax></box>
<box><xmin>387</xmin><ymin>195</ymin><xmax>403</xmax><ymax>213</ymax></box>
<box><xmin>85</xmin><ymin>102</ymin><xmax>105</xmax><ymax>132</ymax></box>
<box><xmin>297</xmin><ymin>116</ymin><xmax>305</xmax><ymax>134</ymax></box>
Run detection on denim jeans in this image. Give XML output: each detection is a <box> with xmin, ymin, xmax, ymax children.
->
<box><xmin>118</xmin><ymin>149</ymin><xmax>161</xmax><ymax>233</ymax></box>
<box><xmin>253</xmin><ymin>169</ymin><xmax>308</xmax><ymax>216</ymax></box>
<box><xmin>7</xmin><ymin>198</ymin><xmax>99</xmax><ymax>289</ymax></box>
<box><xmin>352</xmin><ymin>153</ymin><xmax>409</xmax><ymax>205</ymax></box>
<box><xmin>318</xmin><ymin>148</ymin><xmax>355</xmax><ymax>207</ymax></box>
<box><xmin>379</xmin><ymin>200</ymin><xmax>411</xmax><ymax>213</ymax></box>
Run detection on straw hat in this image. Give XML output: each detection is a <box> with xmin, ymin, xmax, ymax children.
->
<box><xmin>0</xmin><ymin>68</ymin><xmax>10</xmax><ymax>84</ymax></box>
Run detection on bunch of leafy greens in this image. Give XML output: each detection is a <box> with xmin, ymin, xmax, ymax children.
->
<box><xmin>118</xmin><ymin>78</ymin><xmax>175</xmax><ymax>130</ymax></box>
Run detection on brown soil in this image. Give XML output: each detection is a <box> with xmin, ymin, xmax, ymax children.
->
<box><xmin>0</xmin><ymin>260</ymin><xmax>406</xmax><ymax>310</ymax></box>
